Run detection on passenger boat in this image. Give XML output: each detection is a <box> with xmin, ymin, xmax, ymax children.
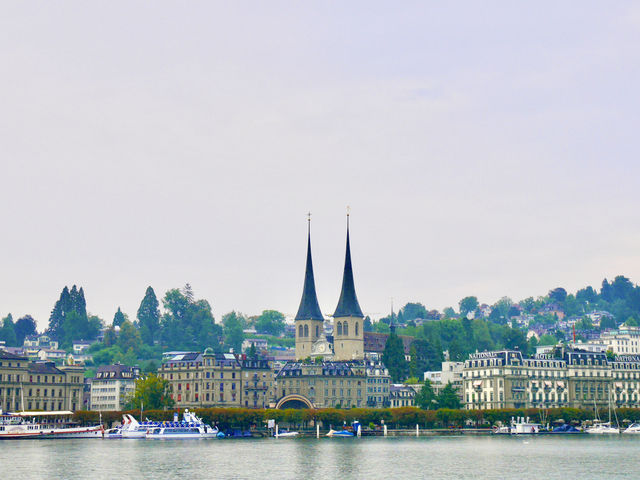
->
<box><xmin>0</xmin><ymin>411</ymin><xmax>103</xmax><ymax>439</ymax></box>
<box><xmin>146</xmin><ymin>410</ymin><xmax>218</xmax><ymax>439</ymax></box>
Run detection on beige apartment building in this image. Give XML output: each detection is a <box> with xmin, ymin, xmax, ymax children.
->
<box><xmin>463</xmin><ymin>348</ymin><xmax>640</xmax><ymax>410</ymax></box>
<box><xmin>0</xmin><ymin>351</ymin><xmax>84</xmax><ymax>412</ymax></box>
<box><xmin>275</xmin><ymin>361</ymin><xmax>366</xmax><ymax>409</ymax></box>
<box><xmin>158</xmin><ymin>351</ymin><xmax>275</xmax><ymax>409</ymax></box>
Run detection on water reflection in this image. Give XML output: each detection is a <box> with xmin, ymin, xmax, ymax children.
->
<box><xmin>1</xmin><ymin>436</ymin><xmax>640</xmax><ymax>480</ymax></box>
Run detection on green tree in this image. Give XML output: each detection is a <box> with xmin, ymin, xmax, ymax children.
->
<box><xmin>374</xmin><ymin>321</ymin><xmax>391</xmax><ymax>334</ymax></box>
<box><xmin>137</xmin><ymin>286</ymin><xmax>160</xmax><ymax>345</ymax></box>
<box><xmin>442</xmin><ymin>307</ymin><xmax>456</xmax><ymax>319</ymax></box>
<box><xmin>400</xmin><ymin>303</ymin><xmax>428</xmax><ymax>322</ymax></box>
<box><xmin>47</xmin><ymin>285</ymin><xmax>93</xmax><ymax>346</ymax></box>
<box><xmin>103</xmin><ymin>326</ymin><xmax>118</xmax><ymax>347</ymax></box>
<box><xmin>436</xmin><ymin>382</ymin><xmax>461</xmax><ymax>409</ymax></box>
<box><xmin>600</xmin><ymin>316</ymin><xmax>616</xmax><ymax>330</ymax></box>
<box><xmin>364</xmin><ymin>316</ymin><xmax>373</xmax><ymax>332</ymax></box>
<box><xmin>124</xmin><ymin>374</ymin><xmax>175</xmax><ymax>410</ymax></box>
<box><xmin>548</xmin><ymin>287</ymin><xmax>568</xmax><ymax>303</ymax></box>
<box><xmin>415</xmin><ymin>379</ymin><xmax>437</xmax><ymax>410</ymax></box>
<box><xmin>117</xmin><ymin>320</ymin><xmax>142</xmax><ymax>354</ymax></box>
<box><xmin>222</xmin><ymin>311</ymin><xmax>245</xmax><ymax>353</ymax></box>
<box><xmin>382</xmin><ymin>331</ymin><xmax>408</xmax><ymax>382</ymax></box>
<box><xmin>112</xmin><ymin>307</ymin><xmax>127</xmax><ymax>327</ymax></box>
<box><xmin>248</xmin><ymin>342</ymin><xmax>257</xmax><ymax>359</ymax></box>
<box><xmin>538</xmin><ymin>334</ymin><xmax>558</xmax><ymax>346</ymax></box>
<box><xmin>14</xmin><ymin>315</ymin><xmax>37</xmax><ymax>345</ymax></box>
<box><xmin>160</xmin><ymin>286</ymin><xmax>223</xmax><ymax>352</ymax></box>
<box><xmin>255</xmin><ymin>310</ymin><xmax>285</xmax><ymax>336</ymax></box>
<box><xmin>0</xmin><ymin>314</ymin><xmax>17</xmax><ymax>347</ymax></box>
<box><xmin>459</xmin><ymin>296</ymin><xmax>479</xmax><ymax>317</ymax></box>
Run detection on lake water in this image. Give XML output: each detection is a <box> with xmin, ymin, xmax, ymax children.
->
<box><xmin>1</xmin><ymin>435</ymin><xmax>638</xmax><ymax>479</ymax></box>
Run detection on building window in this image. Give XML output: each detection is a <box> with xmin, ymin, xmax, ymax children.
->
<box><xmin>337</xmin><ymin>322</ymin><xmax>342</xmax><ymax>336</ymax></box>
<box><xmin>304</xmin><ymin>324</ymin><xmax>309</xmax><ymax>337</ymax></box>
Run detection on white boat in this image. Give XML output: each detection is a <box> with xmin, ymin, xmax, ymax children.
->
<box><xmin>275</xmin><ymin>430</ymin><xmax>299</xmax><ymax>438</ymax></box>
<box><xmin>146</xmin><ymin>410</ymin><xmax>218</xmax><ymax>439</ymax></box>
<box><xmin>623</xmin><ymin>423</ymin><xmax>640</xmax><ymax>434</ymax></box>
<box><xmin>0</xmin><ymin>411</ymin><xmax>103</xmax><ymax>439</ymax></box>
<box><xmin>121</xmin><ymin>414</ymin><xmax>149</xmax><ymax>439</ymax></box>
<box><xmin>586</xmin><ymin>393</ymin><xmax>620</xmax><ymax>434</ymax></box>
<box><xmin>586</xmin><ymin>421</ymin><xmax>620</xmax><ymax>434</ymax></box>
<box><xmin>326</xmin><ymin>429</ymin><xmax>355</xmax><ymax>437</ymax></box>
<box><xmin>492</xmin><ymin>417</ymin><xmax>541</xmax><ymax>435</ymax></box>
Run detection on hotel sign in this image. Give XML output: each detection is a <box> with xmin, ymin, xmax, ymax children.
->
<box><xmin>617</xmin><ymin>355</ymin><xmax>640</xmax><ymax>363</ymax></box>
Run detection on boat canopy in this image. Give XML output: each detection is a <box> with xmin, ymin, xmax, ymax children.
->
<box><xmin>16</xmin><ymin>411</ymin><xmax>74</xmax><ymax>416</ymax></box>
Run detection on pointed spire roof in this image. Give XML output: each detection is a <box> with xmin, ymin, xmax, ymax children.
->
<box><xmin>333</xmin><ymin>214</ymin><xmax>364</xmax><ymax>318</ymax></box>
<box><xmin>295</xmin><ymin>216</ymin><xmax>324</xmax><ymax>321</ymax></box>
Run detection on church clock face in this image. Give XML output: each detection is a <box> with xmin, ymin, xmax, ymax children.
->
<box><xmin>318</xmin><ymin>344</ymin><xmax>325</xmax><ymax>353</ymax></box>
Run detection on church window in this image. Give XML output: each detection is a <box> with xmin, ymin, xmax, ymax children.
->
<box><xmin>298</xmin><ymin>325</ymin><xmax>303</xmax><ymax>337</ymax></box>
<box><xmin>304</xmin><ymin>325</ymin><xmax>309</xmax><ymax>337</ymax></box>
<box><xmin>337</xmin><ymin>322</ymin><xmax>342</xmax><ymax>336</ymax></box>
<box><xmin>343</xmin><ymin>322</ymin><xmax>349</xmax><ymax>336</ymax></box>
<box><xmin>355</xmin><ymin>322</ymin><xmax>359</xmax><ymax>336</ymax></box>
<box><xmin>315</xmin><ymin>325</ymin><xmax>319</xmax><ymax>337</ymax></box>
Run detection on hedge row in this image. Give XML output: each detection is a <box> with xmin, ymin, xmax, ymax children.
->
<box><xmin>74</xmin><ymin>406</ymin><xmax>640</xmax><ymax>430</ymax></box>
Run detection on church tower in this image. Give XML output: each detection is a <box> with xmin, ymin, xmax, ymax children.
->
<box><xmin>332</xmin><ymin>214</ymin><xmax>365</xmax><ymax>361</ymax></box>
<box><xmin>294</xmin><ymin>216</ymin><xmax>325</xmax><ymax>360</ymax></box>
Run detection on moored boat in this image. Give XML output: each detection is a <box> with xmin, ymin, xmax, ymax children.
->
<box><xmin>146</xmin><ymin>410</ymin><xmax>218</xmax><ymax>439</ymax></box>
<box><xmin>623</xmin><ymin>423</ymin><xmax>640</xmax><ymax>434</ymax></box>
<box><xmin>0</xmin><ymin>411</ymin><xmax>103</xmax><ymax>439</ymax></box>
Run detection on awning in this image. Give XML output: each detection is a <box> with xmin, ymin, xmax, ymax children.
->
<box><xmin>557</xmin><ymin>381</ymin><xmax>565</xmax><ymax>388</ymax></box>
<box><xmin>544</xmin><ymin>381</ymin><xmax>552</xmax><ymax>387</ymax></box>
<box><xmin>473</xmin><ymin>380</ymin><xmax>483</xmax><ymax>388</ymax></box>
<box><xmin>17</xmin><ymin>411</ymin><xmax>74</xmax><ymax>416</ymax></box>
<box><xmin>616</xmin><ymin>382</ymin><xmax>624</xmax><ymax>388</ymax></box>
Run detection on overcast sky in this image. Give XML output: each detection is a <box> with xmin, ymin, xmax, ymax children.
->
<box><xmin>2</xmin><ymin>2</ymin><xmax>640</xmax><ymax>331</ymax></box>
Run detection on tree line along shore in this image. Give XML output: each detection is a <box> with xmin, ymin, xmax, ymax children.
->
<box><xmin>73</xmin><ymin>406</ymin><xmax>640</xmax><ymax>431</ymax></box>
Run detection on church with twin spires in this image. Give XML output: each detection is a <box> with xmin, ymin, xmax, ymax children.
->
<box><xmin>294</xmin><ymin>215</ymin><xmax>365</xmax><ymax>362</ymax></box>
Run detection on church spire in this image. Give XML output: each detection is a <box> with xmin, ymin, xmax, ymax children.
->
<box><xmin>333</xmin><ymin>211</ymin><xmax>364</xmax><ymax>318</ymax></box>
<box><xmin>295</xmin><ymin>214</ymin><xmax>324</xmax><ymax>321</ymax></box>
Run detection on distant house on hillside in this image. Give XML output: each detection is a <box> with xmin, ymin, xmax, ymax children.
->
<box><xmin>363</xmin><ymin>332</ymin><xmax>413</xmax><ymax>362</ymax></box>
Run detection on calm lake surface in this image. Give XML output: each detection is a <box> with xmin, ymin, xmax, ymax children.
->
<box><xmin>1</xmin><ymin>435</ymin><xmax>639</xmax><ymax>479</ymax></box>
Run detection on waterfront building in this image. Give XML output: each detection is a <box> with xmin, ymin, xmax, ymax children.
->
<box><xmin>365</xmin><ymin>362</ymin><xmax>391</xmax><ymax>407</ymax></box>
<box><xmin>0</xmin><ymin>351</ymin><xmax>84</xmax><ymax>412</ymax></box>
<box><xmin>275</xmin><ymin>361</ymin><xmax>366</xmax><ymax>408</ymax></box>
<box><xmin>425</xmin><ymin>361</ymin><xmax>464</xmax><ymax>399</ymax></box>
<box><xmin>463</xmin><ymin>348</ymin><xmax>640</xmax><ymax>410</ymax></box>
<box><xmin>389</xmin><ymin>384</ymin><xmax>416</xmax><ymax>407</ymax></box>
<box><xmin>159</xmin><ymin>351</ymin><xmax>276</xmax><ymax>409</ymax></box>
<box><xmin>89</xmin><ymin>363</ymin><xmax>140</xmax><ymax>411</ymax></box>
<box><xmin>240</xmin><ymin>358</ymin><xmax>274</xmax><ymax>408</ymax></box>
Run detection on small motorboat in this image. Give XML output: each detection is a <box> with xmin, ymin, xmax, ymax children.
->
<box><xmin>326</xmin><ymin>429</ymin><xmax>354</xmax><ymax>437</ymax></box>
<box><xmin>275</xmin><ymin>430</ymin><xmax>299</xmax><ymax>438</ymax></box>
<box><xmin>623</xmin><ymin>423</ymin><xmax>640</xmax><ymax>434</ymax></box>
